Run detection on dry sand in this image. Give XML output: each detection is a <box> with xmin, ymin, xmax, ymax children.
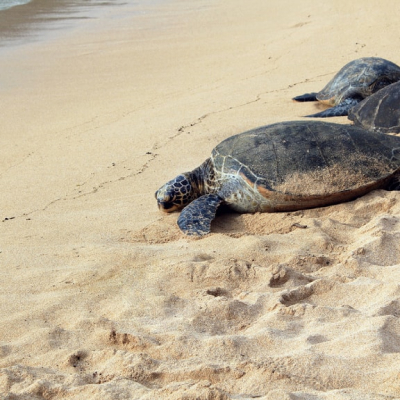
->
<box><xmin>2</xmin><ymin>0</ymin><xmax>400</xmax><ymax>398</ymax></box>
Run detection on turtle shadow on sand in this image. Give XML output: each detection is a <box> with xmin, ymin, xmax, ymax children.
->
<box><xmin>209</xmin><ymin>204</ymin><xmax>247</xmax><ymax>235</ymax></box>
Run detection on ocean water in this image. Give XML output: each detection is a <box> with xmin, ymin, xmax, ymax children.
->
<box><xmin>0</xmin><ymin>0</ymin><xmax>132</xmax><ymax>47</ymax></box>
<box><xmin>0</xmin><ymin>0</ymin><xmax>32</xmax><ymax>11</ymax></box>
<box><xmin>0</xmin><ymin>0</ymin><xmax>171</xmax><ymax>49</ymax></box>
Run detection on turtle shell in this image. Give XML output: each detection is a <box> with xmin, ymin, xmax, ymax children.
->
<box><xmin>348</xmin><ymin>81</ymin><xmax>400</xmax><ymax>134</ymax></box>
<box><xmin>211</xmin><ymin>121</ymin><xmax>400</xmax><ymax>211</ymax></box>
<box><xmin>317</xmin><ymin>57</ymin><xmax>400</xmax><ymax>106</ymax></box>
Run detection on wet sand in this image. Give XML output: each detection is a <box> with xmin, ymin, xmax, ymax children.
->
<box><xmin>2</xmin><ymin>0</ymin><xmax>400</xmax><ymax>398</ymax></box>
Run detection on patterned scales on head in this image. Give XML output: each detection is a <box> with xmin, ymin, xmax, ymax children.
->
<box><xmin>156</xmin><ymin>121</ymin><xmax>400</xmax><ymax>236</ymax></box>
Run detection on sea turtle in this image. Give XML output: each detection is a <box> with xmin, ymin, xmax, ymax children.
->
<box><xmin>293</xmin><ymin>57</ymin><xmax>400</xmax><ymax>118</ymax></box>
<box><xmin>348</xmin><ymin>80</ymin><xmax>400</xmax><ymax>133</ymax></box>
<box><xmin>155</xmin><ymin>121</ymin><xmax>400</xmax><ymax>236</ymax></box>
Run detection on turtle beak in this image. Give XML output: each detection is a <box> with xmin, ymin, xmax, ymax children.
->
<box><xmin>155</xmin><ymin>185</ymin><xmax>180</xmax><ymax>212</ymax></box>
<box><xmin>158</xmin><ymin>201</ymin><xmax>175</xmax><ymax>211</ymax></box>
<box><xmin>156</xmin><ymin>191</ymin><xmax>175</xmax><ymax>211</ymax></box>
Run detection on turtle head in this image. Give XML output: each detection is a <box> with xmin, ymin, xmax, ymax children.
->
<box><xmin>155</xmin><ymin>173</ymin><xmax>198</xmax><ymax>213</ymax></box>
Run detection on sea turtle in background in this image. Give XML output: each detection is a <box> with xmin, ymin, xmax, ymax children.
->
<box><xmin>293</xmin><ymin>57</ymin><xmax>400</xmax><ymax>118</ymax></box>
<box><xmin>348</xmin><ymin>80</ymin><xmax>400</xmax><ymax>133</ymax></box>
<box><xmin>155</xmin><ymin>121</ymin><xmax>400</xmax><ymax>236</ymax></box>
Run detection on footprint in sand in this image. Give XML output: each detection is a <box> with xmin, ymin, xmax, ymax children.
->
<box><xmin>269</xmin><ymin>264</ymin><xmax>314</xmax><ymax>288</ymax></box>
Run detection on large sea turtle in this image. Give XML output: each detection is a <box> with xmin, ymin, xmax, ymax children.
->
<box><xmin>156</xmin><ymin>121</ymin><xmax>400</xmax><ymax>236</ymax></box>
<box><xmin>293</xmin><ymin>57</ymin><xmax>400</xmax><ymax>118</ymax></box>
<box><xmin>348</xmin><ymin>80</ymin><xmax>400</xmax><ymax>133</ymax></box>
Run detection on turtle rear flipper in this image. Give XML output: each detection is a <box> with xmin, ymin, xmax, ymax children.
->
<box><xmin>305</xmin><ymin>97</ymin><xmax>360</xmax><ymax>118</ymax></box>
<box><xmin>177</xmin><ymin>194</ymin><xmax>223</xmax><ymax>236</ymax></box>
<box><xmin>292</xmin><ymin>92</ymin><xmax>318</xmax><ymax>102</ymax></box>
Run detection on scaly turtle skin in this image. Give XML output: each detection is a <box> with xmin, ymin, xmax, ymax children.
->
<box><xmin>348</xmin><ymin>81</ymin><xmax>400</xmax><ymax>133</ymax></box>
<box><xmin>155</xmin><ymin>121</ymin><xmax>400</xmax><ymax>236</ymax></box>
<box><xmin>293</xmin><ymin>57</ymin><xmax>400</xmax><ymax>118</ymax></box>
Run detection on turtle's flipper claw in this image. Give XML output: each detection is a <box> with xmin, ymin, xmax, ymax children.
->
<box><xmin>305</xmin><ymin>98</ymin><xmax>360</xmax><ymax>118</ymax></box>
<box><xmin>292</xmin><ymin>92</ymin><xmax>318</xmax><ymax>102</ymax></box>
<box><xmin>178</xmin><ymin>194</ymin><xmax>222</xmax><ymax>236</ymax></box>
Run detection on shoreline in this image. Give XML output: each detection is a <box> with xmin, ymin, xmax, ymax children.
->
<box><xmin>0</xmin><ymin>0</ymin><xmax>32</xmax><ymax>12</ymax></box>
<box><xmin>0</xmin><ymin>0</ymin><xmax>158</xmax><ymax>48</ymax></box>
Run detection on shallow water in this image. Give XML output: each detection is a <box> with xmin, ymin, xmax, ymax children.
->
<box><xmin>0</xmin><ymin>0</ymin><xmax>159</xmax><ymax>47</ymax></box>
<box><xmin>0</xmin><ymin>0</ymin><xmax>32</xmax><ymax>12</ymax></box>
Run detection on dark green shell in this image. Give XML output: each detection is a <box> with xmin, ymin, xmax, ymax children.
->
<box><xmin>348</xmin><ymin>81</ymin><xmax>400</xmax><ymax>134</ymax></box>
<box><xmin>211</xmin><ymin>121</ymin><xmax>400</xmax><ymax>200</ymax></box>
<box><xmin>317</xmin><ymin>57</ymin><xmax>400</xmax><ymax>105</ymax></box>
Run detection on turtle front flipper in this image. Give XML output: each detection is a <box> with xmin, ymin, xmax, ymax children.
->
<box><xmin>305</xmin><ymin>98</ymin><xmax>360</xmax><ymax>118</ymax></box>
<box><xmin>177</xmin><ymin>194</ymin><xmax>223</xmax><ymax>236</ymax></box>
<box><xmin>292</xmin><ymin>92</ymin><xmax>318</xmax><ymax>102</ymax></box>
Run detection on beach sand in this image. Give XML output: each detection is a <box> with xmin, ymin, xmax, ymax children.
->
<box><xmin>2</xmin><ymin>0</ymin><xmax>400</xmax><ymax>398</ymax></box>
